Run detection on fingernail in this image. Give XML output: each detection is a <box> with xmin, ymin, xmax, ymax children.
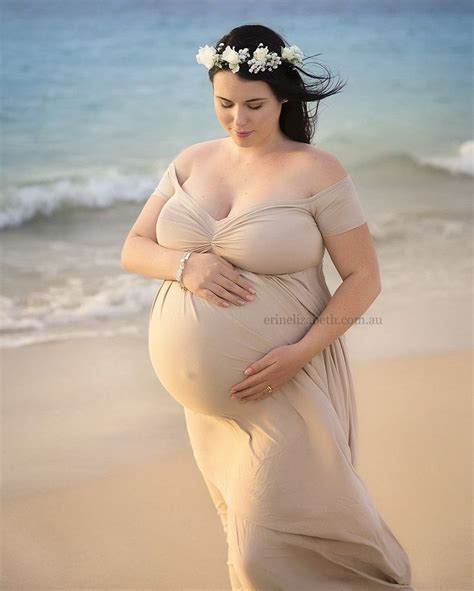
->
<box><xmin>248</xmin><ymin>288</ymin><xmax>256</xmax><ymax>294</ymax></box>
<box><xmin>245</xmin><ymin>294</ymin><xmax>254</xmax><ymax>301</ymax></box>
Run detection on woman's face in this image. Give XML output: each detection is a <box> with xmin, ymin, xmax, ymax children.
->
<box><xmin>212</xmin><ymin>70</ymin><xmax>285</xmax><ymax>146</ymax></box>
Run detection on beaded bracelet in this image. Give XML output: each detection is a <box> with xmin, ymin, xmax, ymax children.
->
<box><xmin>176</xmin><ymin>251</ymin><xmax>193</xmax><ymax>291</ymax></box>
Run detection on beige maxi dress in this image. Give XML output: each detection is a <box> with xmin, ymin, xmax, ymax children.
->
<box><xmin>148</xmin><ymin>159</ymin><xmax>415</xmax><ymax>590</ymax></box>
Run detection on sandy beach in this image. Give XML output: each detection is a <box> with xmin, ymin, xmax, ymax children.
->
<box><xmin>1</xmin><ymin>335</ymin><xmax>472</xmax><ymax>590</ymax></box>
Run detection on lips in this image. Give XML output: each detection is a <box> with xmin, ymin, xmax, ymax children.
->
<box><xmin>235</xmin><ymin>130</ymin><xmax>253</xmax><ymax>136</ymax></box>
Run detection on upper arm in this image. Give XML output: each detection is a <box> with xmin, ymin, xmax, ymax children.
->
<box><xmin>309</xmin><ymin>151</ymin><xmax>381</xmax><ymax>286</ymax></box>
<box><xmin>124</xmin><ymin>193</ymin><xmax>170</xmax><ymax>243</ymax></box>
<box><xmin>323</xmin><ymin>224</ymin><xmax>381</xmax><ymax>287</ymax></box>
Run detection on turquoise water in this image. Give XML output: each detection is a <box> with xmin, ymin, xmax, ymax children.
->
<box><xmin>1</xmin><ymin>0</ymin><xmax>472</xmax><ymax>348</ymax></box>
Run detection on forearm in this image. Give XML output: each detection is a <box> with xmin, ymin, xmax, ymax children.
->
<box><xmin>121</xmin><ymin>235</ymin><xmax>184</xmax><ymax>280</ymax></box>
<box><xmin>294</xmin><ymin>272</ymin><xmax>381</xmax><ymax>364</ymax></box>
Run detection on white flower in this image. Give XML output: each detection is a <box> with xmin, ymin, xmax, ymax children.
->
<box><xmin>247</xmin><ymin>43</ymin><xmax>281</xmax><ymax>73</ymax></box>
<box><xmin>196</xmin><ymin>45</ymin><xmax>217</xmax><ymax>70</ymax></box>
<box><xmin>281</xmin><ymin>44</ymin><xmax>304</xmax><ymax>65</ymax></box>
<box><xmin>221</xmin><ymin>45</ymin><xmax>241</xmax><ymax>73</ymax></box>
<box><xmin>253</xmin><ymin>44</ymin><xmax>270</xmax><ymax>63</ymax></box>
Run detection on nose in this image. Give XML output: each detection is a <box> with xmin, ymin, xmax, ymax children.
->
<box><xmin>233</xmin><ymin>107</ymin><xmax>249</xmax><ymax>127</ymax></box>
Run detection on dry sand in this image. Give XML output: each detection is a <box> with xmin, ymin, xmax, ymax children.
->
<box><xmin>1</xmin><ymin>336</ymin><xmax>472</xmax><ymax>590</ymax></box>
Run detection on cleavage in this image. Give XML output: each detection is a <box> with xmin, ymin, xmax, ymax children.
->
<box><xmin>181</xmin><ymin>173</ymin><xmax>293</xmax><ymax>222</ymax></box>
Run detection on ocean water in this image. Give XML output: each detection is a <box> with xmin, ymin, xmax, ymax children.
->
<box><xmin>1</xmin><ymin>0</ymin><xmax>472</xmax><ymax>349</ymax></box>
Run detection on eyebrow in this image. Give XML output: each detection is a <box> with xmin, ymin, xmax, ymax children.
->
<box><xmin>215</xmin><ymin>95</ymin><xmax>268</xmax><ymax>102</ymax></box>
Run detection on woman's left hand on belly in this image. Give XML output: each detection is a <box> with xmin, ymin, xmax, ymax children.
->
<box><xmin>229</xmin><ymin>344</ymin><xmax>305</xmax><ymax>403</ymax></box>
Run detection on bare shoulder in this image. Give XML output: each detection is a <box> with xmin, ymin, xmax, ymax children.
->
<box><xmin>172</xmin><ymin>139</ymin><xmax>221</xmax><ymax>180</ymax></box>
<box><xmin>302</xmin><ymin>146</ymin><xmax>349</xmax><ymax>193</ymax></box>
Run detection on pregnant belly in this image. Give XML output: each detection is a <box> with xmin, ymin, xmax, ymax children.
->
<box><xmin>148</xmin><ymin>273</ymin><xmax>317</xmax><ymax>417</ymax></box>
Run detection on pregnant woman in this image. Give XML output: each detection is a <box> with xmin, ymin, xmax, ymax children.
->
<box><xmin>121</xmin><ymin>24</ymin><xmax>415</xmax><ymax>591</ymax></box>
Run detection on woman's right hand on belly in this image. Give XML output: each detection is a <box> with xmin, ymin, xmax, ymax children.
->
<box><xmin>181</xmin><ymin>252</ymin><xmax>257</xmax><ymax>308</ymax></box>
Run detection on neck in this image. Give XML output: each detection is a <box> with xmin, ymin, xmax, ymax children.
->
<box><xmin>226</xmin><ymin>129</ymin><xmax>289</xmax><ymax>165</ymax></box>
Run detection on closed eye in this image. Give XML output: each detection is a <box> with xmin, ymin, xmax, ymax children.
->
<box><xmin>220</xmin><ymin>103</ymin><xmax>262</xmax><ymax>110</ymax></box>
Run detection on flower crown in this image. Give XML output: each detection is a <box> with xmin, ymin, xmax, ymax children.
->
<box><xmin>196</xmin><ymin>42</ymin><xmax>304</xmax><ymax>74</ymax></box>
